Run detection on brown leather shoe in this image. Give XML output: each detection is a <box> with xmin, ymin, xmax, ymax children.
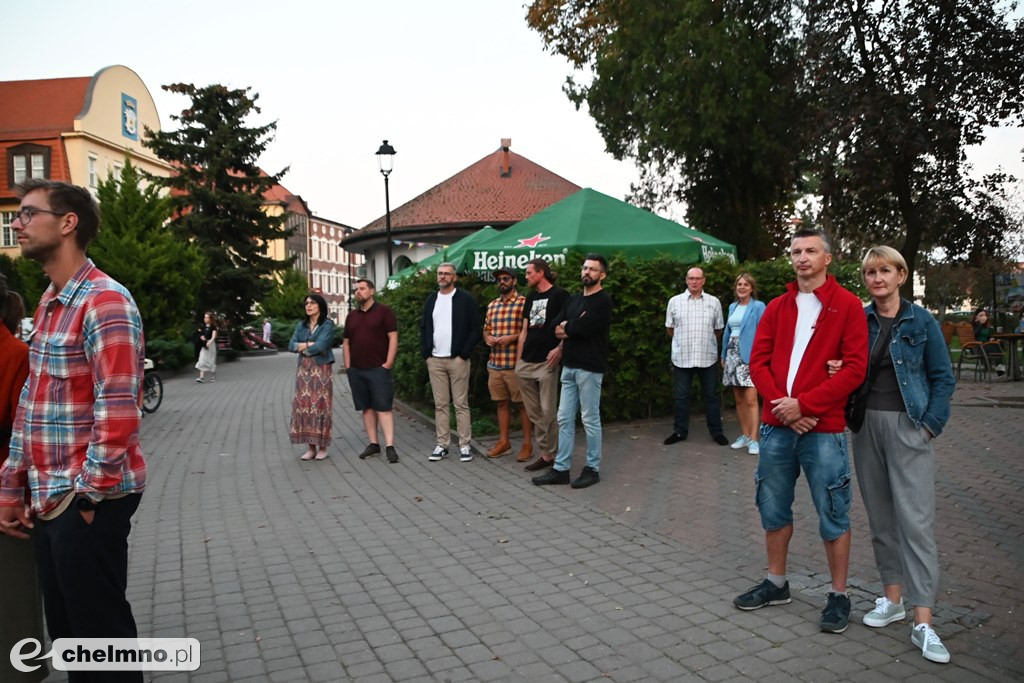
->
<box><xmin>487</xmin><ymin>440</ymin><xmax>512</xmax><ymax>458</ymax></box>
<box><xmin>524</xmin><ymin>456</ymin><xmax>554</xmax><ymax>471</ymax></box>
<box><xmin>516</xmin><ymin>444</ymin><xmax>534</xmax><ymax>462</ymax></box>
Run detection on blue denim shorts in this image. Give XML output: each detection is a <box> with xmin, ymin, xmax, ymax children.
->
<box><xmin>754</xmin><ymin>425</ymin><xmax>852</xmax><ymax>541</ymax></box>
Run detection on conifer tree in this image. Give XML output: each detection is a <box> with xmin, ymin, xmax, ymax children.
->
<box><xmin>143</xmin><ymin>83</ymin><xmax>292</xmax><ymax>330</ymax></box>
<box><xmin>91</xmin><ymin>159</ymin><xmax>204</xmax><ymax>339</ymax></box>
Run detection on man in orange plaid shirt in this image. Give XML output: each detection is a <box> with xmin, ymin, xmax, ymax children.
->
<box><xmin>483</xmin><ymin>267</ymin><xmax>532</xmax><ymax>460</ymax></box>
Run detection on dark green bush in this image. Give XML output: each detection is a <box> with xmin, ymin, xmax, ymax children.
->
<box><xmin>381</xmin><ymin>254</ymin><xmax>869</xmax><ymax>424</ymax></box>
<box><xmin>145</xmin><ymin>337</ymin><xmax>194</xmax><ymax>372</ymax></box>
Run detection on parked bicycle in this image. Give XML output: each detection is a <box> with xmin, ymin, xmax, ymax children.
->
<box><xmin>142</xmin><ymin>358</ymin><xmax>163</xmax><ymax>414</ymax></box>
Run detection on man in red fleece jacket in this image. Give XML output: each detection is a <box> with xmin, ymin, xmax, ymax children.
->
<box><xmin>733</xmin><ymin>228</ymin><xmax>868</xmax><ymax>635</ymax></box>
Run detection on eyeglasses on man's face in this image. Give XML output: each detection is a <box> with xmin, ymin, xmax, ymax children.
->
<box><xmin>497</xmin><ymin>276</ymin><xmax>513</xmax><ymax>283</ymax></box>
<box><xmin>12</xmin><ymin>207</ymin><xmax>69</xmax><ymax>226</ymax></box>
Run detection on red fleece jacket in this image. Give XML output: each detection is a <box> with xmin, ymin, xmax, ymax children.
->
<box><xmin>750</xmin><ymin>275</ymin><xmax>868</xmax><ymax>433</ymax></box>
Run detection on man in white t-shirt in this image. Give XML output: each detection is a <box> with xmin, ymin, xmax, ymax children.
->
<box><xmin>419</xmin><ymin>262</ymin><xmax>481</xmax><ymax>463</ymax></box>
<box><xmin>663</xmin><ymin>267</ymin><xmax>729</xmax><ymax>446</ymax></box>
<box><xmin>733</xmin><ymin>229</ymin><xmax>868</xmax><ymax>635</ymax></box>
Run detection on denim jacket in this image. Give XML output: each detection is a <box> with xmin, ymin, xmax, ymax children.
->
<box><xmin>288</xmin><ymin>318</ymin><xmax>336</xmax><ymax>366</ymax></box>
<box><xmin>865</xmin><ymin>299</ymin><xmax>955</xmax><ymax>437</ymax></box>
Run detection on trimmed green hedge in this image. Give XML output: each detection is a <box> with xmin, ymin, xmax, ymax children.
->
<box><xmin>380</xmin><ymin>254</ymin><xmax>866</xmax><ymax>422</ymax></box>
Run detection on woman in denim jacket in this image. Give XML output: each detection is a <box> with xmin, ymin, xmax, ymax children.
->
<box><xmin>840</xmin><ymin>246</ymin><xmax>956</xmax><ymax>665</ymax></box>
<box><xmin>288</xmin><ymin>294</ymin><xmax>336</xmax><ymax>460</ymax></box>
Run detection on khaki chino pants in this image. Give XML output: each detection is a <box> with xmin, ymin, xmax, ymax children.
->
<box><xmin>515</xmin><ymin>358</ymin><xmax>559</xmax><ymax>456</ymax></box>
<box><xmin>427</xmin><ymin>356</ymin><xmax>472</xmax><ymax>448</ymax></box>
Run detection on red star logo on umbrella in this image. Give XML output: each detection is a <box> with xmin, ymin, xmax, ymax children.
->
<box><xmin>516</xmin><ymin>233</ymin><xmax>551</xmax><ymax>248</ymax></box>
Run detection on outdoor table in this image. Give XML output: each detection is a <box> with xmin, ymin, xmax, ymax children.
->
<box><xmin>992</xmin><ymin>333</ymin><xmax>1024</xmax><ymax>381</ymax></box>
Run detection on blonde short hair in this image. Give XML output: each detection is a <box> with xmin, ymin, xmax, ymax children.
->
<box><xmin>734</xmin><ymin>272</ymin><xmax>759</xmax><ymax>300</ymax></box>
<box><xmin>861</xmin><ymin>246</ymin><xmax>907</xmax><ymax>274</ymax></box>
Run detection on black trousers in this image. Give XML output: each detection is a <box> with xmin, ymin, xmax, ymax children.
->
<box><xmin>33</xmin><ymin>494</ymin><xmax>143</xmax><ymax>683</ymax></box>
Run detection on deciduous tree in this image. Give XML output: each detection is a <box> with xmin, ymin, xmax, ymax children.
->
<box><xmin>527</xmin><ymin>0</ymin><xmax>810</xmax><ymax>260</ymax></box>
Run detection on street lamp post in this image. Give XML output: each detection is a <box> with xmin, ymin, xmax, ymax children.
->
<box><xmin>376</xmin><ymin>140</ymin><xmax>397</xmax><ymax>278</ymax></box>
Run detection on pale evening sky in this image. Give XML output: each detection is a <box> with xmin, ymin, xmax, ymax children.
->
<box><xmin>2</xmin><ymin>0</ymin><xmax>1021</xmax><ymax>232</ymax></box>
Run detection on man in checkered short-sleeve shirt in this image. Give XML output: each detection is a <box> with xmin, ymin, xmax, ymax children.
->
<box><xmin>664</xmin><ymin>266</ymin><xmax>730</xmax><ymax>447</ymax></box>
<box><xmin>483</xmin><ymin>267</ymin><xmax>532</xmax><ymax>460</ymax></box>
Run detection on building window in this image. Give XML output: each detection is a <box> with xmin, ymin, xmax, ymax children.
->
<box><xmin>7</xmin><ymin>144</ymin><xmax>50</xmax><ymax>187</ymax></box>
<box><xmin>1</xmin><ymin>212</ymin><xmax>16</xmax><ymax>247</ymax></box>
<box><xmin>88</xmin><ymin>156</ymin><xmax>98</xmax><ymax>188</ymax></box>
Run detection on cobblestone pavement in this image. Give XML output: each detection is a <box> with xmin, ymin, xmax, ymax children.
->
<box><xmin>41</xmin><ymin>354</ymin><xmax>1022</xmax><ymax>682</ymax></box>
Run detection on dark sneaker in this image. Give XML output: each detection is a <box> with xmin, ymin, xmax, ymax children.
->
<box><xmin>358</xmin><ymin>443</ymin><xmax>381</xmax><ymax>460</ymax></box>
<box><xmin>429</xmin><ymin>446</ymin><xmax>448</xmax><ymax>462</ymax></box>
<box><xmin>820</xmin><ymin>592</ymin><xmax>851</xmax><ymax>633</ymax></box>
<box><xmin>571</xmin><ymin>466</ymin><xmax>600</xmax><ymax>489</ymax></box>
<box><xmin>734</xmin><ymin>579</ymin><xmax>791</xmax><ymax>610</ymax></box>
<box><xmin>713</xmin><ymin>434</ymin><xmax>730</xmax><ymax>446</ymax></box>
<box><xmin>524</xmin><ymin>457</ymin><xmax>554</xmax><ymax>472</ymax></box>
<box><xmin>663</xmin><ymin>432</ymin><xmax>686</xmax><ymax>445</ymax></box>
<box><xmin>385</xmin><ymin>446</ymin><xmax>399</xmax><ymax>464</ymax></box>
<box><xmin>532</xmin><ymin>469</ymin><xmax>570</xmax><ymax>486</ymax></box>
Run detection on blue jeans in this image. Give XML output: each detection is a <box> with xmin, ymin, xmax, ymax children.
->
<box><xmin>554</xmin><ymin>367</ymin><xmax>604</xmax><ymax>472</ymax></box>
<box><xmin>754</xmin><ymin>425</ymin><xmax>852</xmax><ymax>541</ymax></box>
<box><xmin>672</xmin><ymin>364</ymin><xmax>723</xmax><ymax>438</ymax></box>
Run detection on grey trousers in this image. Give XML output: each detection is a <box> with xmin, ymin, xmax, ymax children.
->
<box><xmin>852</xmin><ymin>410</ymin><xmax>940</xmax><ymax>607</ymax></box>
<box><xmin>515</xmin><ymin>359</ymin><xmax>559</xmax><ymax>456</ymax></box>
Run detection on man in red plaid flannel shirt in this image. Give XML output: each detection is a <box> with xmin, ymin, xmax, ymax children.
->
<box><xmin>0</xmin><ymin>180</ymin><xmax>146</xmax><ymax>680</ymax></box>
<box><xmin>483</xmin><ymin>267</ymin><xmax>532</xmax><ymax>460</ymax></box>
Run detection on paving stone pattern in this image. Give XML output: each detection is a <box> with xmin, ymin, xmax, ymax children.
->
<box><xmin>40</xmin><ymin>354</ymin><xmax>1022</xmax><ymax>682</ymax></box>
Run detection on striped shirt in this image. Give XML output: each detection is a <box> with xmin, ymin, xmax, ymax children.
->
<box><xmin>484</xmin><ymin>292</ymin><xmax>526</xmax><ymax>370</ymax></box>
<box><xmin>0</xmin><ymin>260</ymin><xmax>146</xmax><ymax>514</ymax></box>
<box><xmin>665</xmin><ymin>290</ymin><xmax>724</xmax><ymax>368</ymax></box>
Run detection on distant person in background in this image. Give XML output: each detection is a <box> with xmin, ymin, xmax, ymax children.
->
<box><xmin>663</xmin><ymin>267</ymin><xmax>729</xmax><ymax>447</ymax></box>
<box><xmin>483</xmin><ymin>267</ymin><xmax>531</xmax><ymax>461</ymax></box>
<box><xmin>344</xmin><ymin>280</ymin><xmax>399</xmax><ymax>464</ymax></box>
<box><xmin>722</xmin><ymin>273</ymin><xmax>766</xmax><ymax>455</ymax></box>
<box><xmin>289</xmin><ymin>294</ymin><xmax>336</xmax><ymax>461</ymax></box>
<box><xmin>516</xmin><ymin>258</ymin><xmax>571</xmax><ymax>473</ymax></box>
<box><xmin>263</xmin><ymin>317</ymin><xmax>272</xmax><ymax>345</ymax></box>
<box><xmin>420</xmin><ymin>262</ymin><xmax>481</xmax><ymax>463</ymax></box>
<box><xmin>194</xmin><ymin>312</ymin><xmax>218</xmax><ymax>383</ymax></box>
<box><xmin>0</xmin><ymin>273</ymin><xmax>47</xmax><ymax>683</ymax></box>
<box><xmin>971</xmin><ymin>309</ymin><xmax>1006</xmax><ymax>375</ymax></box>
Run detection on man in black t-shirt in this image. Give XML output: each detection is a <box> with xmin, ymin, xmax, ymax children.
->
<box><xmin>532</xmin><ymin>254</ymin><xmax>612</xmax><ymax>489</ymax></box>
<box><xmin>515</xmin><ymin>259</ymin><xmax>570</xmax><ymax>472</ymax></box>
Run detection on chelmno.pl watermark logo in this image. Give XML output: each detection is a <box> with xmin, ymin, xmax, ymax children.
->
<box><xmin>11</xmin><ymin>638</ymin><xmax>200</xmax><ymax>672</ymax></box>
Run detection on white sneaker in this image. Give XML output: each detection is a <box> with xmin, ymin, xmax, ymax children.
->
<box><xmin>911</xmin><ymin>623</ymin><xmax>950</xmax><ymax>664</ymax></box>
<box><xmin>747</xmin><ymin>441</ymin><xmax>760</xmax><ymax>456</ymax></box>
<box><xmin>459</xmin><ymin>446</ymin><xmax>473</xmax><ymax>462</ymax></box>
<box><xmin>862</xmin><ymin>596</ymin><xmax>905</xmax><ymax>627</ymax></box>
<box><xmin>429</xmin><ymin>446</ymin><xmax>448</xmax><ymax>462</ymax></box>
<box><xmin>730</xmin><ymin>435</ymin><xmax>751</xmax><ymax>450</ymax></box>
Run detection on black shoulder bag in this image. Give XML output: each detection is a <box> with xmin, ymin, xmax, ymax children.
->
<box><xmin>845</xmin><ymin>310</ymin><xmax>901</xmax><ymax>433</ymax></box>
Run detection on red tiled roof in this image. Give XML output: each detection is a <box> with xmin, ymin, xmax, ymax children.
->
<box><xmin>0</xmin><ymin>77</ymin><xmax>91</xmax><ymax>135</ymax></box>
<box><xmin>360</xmin><ymin>147</ymin><xmax>580</xmax><ymax>233</ymax></box>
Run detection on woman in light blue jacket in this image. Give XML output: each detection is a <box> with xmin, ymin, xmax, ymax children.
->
<box><xmin>288</xmin><ymin>293</ymin><xmax>336</xmax><ymax>460</ymax></box>
<box><xmin>721</xmin><ymin>273</ymin><xmax>766</xmax><ymax>455</ymax></box>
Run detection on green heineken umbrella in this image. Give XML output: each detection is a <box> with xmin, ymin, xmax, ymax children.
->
<box><xmin>385</xmin><ymin>226</ymin><xmax>500</xmax><ymax>288</ymax></box>
<box><xmin>464</xmin><ymin>188</ymin><xmax>736</xmax><ymax>275</ymax></box>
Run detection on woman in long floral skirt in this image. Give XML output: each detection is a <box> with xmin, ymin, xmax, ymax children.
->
<box><xmin>288</xmin><ymin>294</ymin><xmax>336</xmax><ymax>460</ymax></box>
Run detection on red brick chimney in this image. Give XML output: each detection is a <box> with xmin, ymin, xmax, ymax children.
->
<box><xmin>500</xmin><ymin>138</ymin><xmax>511</xmax><ymax>177</ymax></box>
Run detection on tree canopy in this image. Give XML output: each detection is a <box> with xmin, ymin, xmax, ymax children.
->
<box><xmin>143</xmin><ymin>83</ymin><xmax>292</xmax><ymax>329</ymax></box>
<box><xmin>257</xmin><ymin>268</ymin><xmax>311</xmax><ymax>321</ymax></box>
<box><xmin>90</xmin><ymin>158</ymin><xmax>204</xmax><ymax>339</ymax></box>
<box><xmin>526</xmin><ymin>0</ymin><xmax>1024</xmax><ymax>284</ymax></box>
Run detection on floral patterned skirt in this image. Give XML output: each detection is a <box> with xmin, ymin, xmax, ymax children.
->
<box><xmin>289</xmin><ymin>357</ymin><xmax>333</xmax><ymax>447</ymax></box>
<box><xmin>723</xmin><ymin>337</ymin><xmax>754</xmax><ymax>388</ymax></box>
